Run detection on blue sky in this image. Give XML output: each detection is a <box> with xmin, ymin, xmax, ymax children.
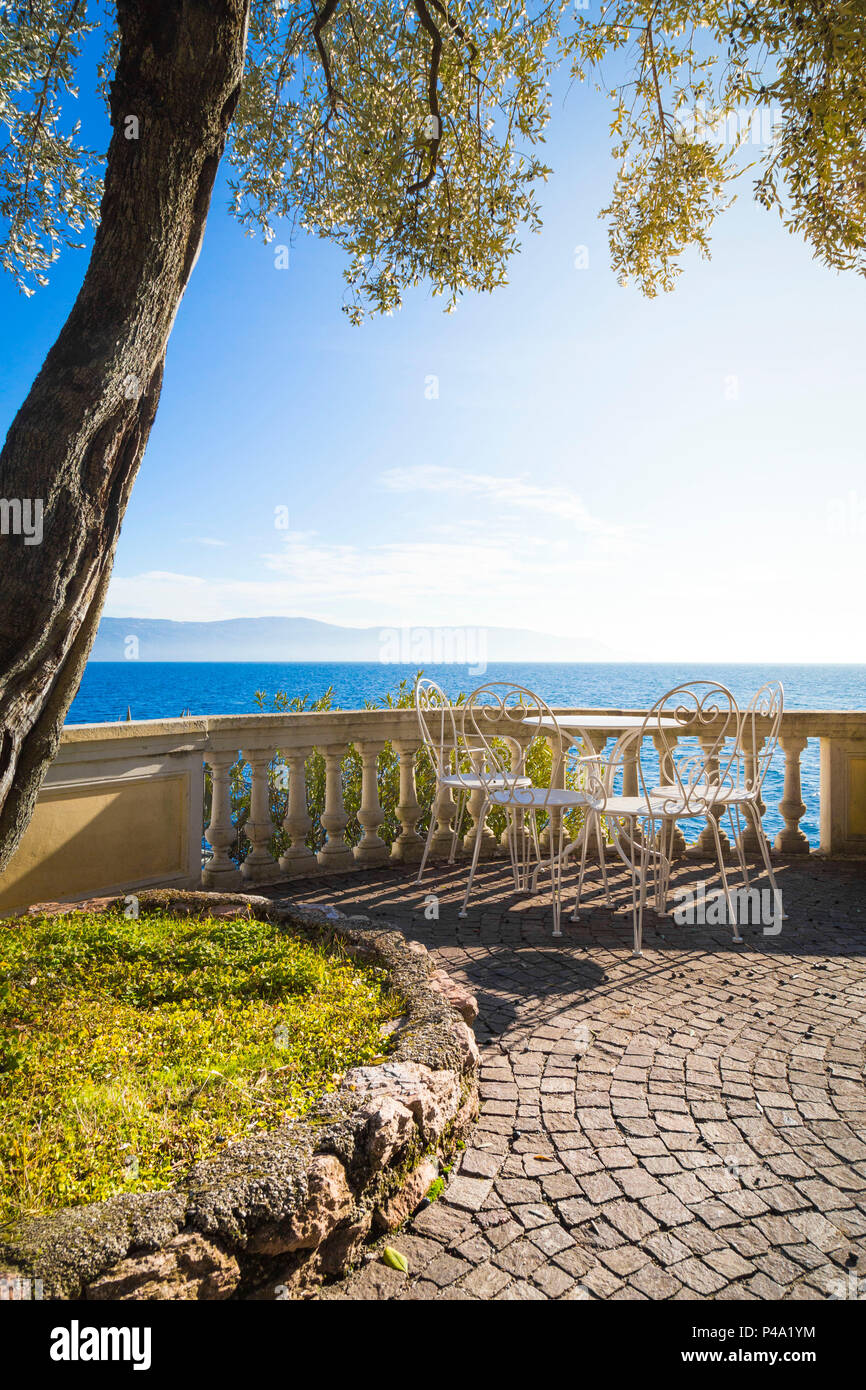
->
<box><xmin>2</xmin><ymin>43</ymin><xmax>865</xmax><ymax>663</ymax></box>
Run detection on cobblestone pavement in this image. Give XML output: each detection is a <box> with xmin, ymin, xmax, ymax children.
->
<box><xmin>269</xmin><ymin>853</ymin><xmax>866</xmax><ymax>1301</ymax></box>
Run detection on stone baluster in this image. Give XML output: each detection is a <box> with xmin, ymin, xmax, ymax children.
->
<box><xmin>278</xmin><ymin>748</ymin><xmax>318</xmax><ymax>877</ymax></box>
<box><xmin>391</xmin><ymin>740</ymin><xmax>425</xmax><ymax>864</ymax></box>
<box><xmin>499</xmin><ymin>735</ymin><xmax>531</xmax><ymax>856</ymax></box>
<box><xmin>354</xmin><ymin>742</ymin><xmax>390</xmax><ymax>866</ymax></box>
<box><xmin>652</xmin><ymin>732</ymin><xmax>686</xmax><ymax>856</ymax></box>
<box><xmin>462</xmin><ymin>747</ymin><xmax>499</xmax><ymax>859</ymax></box>
<box><xmin>202</xmin><ymin>752</ymin><xmax>243</xmax><ymax>889</ymax></box>
<box><xmin>240</xmin><ymin>750</ymin><xmax>278</xmax><ymax>882</ymax></box>
<box><xmin>430</xmin><ymin>780</ymin><xmax>462</xmax><ymax>858</ymax></box>
<box><xmin>583</xmin><ymin>730</ymin><xmax>610</xmax><ymax>858</ymax></box>
<box><xmin>689</xmin><ymin>735</ymin><xmax>731</xmax><ymax>858</ymax></box>
<box><xmin>538</xmin><ymin>734</ymin><xmax>567</xmax><ymax>852</ymax></box>
<box><xmin>317</xmin><ymin>744</ymin><xmax>355</xmax><ymax>870</ymax></box>
<box><xmin>774</xmin><ymin>734</ymin><xmax>810</xmax><ymax>854</ymax></box>
<box><xmin>620</xmin><ymin>738</ymin><xmax>638</xmax><ymax>799</ymax></box>
<box><xmin>738</xmin><ymin>731</ymin><xmax>770</xmax><ymax>855</ymax></box>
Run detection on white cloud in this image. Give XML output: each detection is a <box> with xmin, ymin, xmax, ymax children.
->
<box><xmin>379</xmin><ymin>464</ymin><xmax>625</xmax><ymax>536</ymax></box>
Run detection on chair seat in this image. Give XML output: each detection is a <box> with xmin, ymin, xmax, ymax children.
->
<box><xmin>441</xmin><ymin>773</ymin><xmax>532</xmax><ymax>791</ymax></box>
<box><xmin>649</xmin><ymin>783</ymin><xmax>750</xmax><ymax>806</ymax></box>
<box><xmin>487</xmin><ymin>786</ymin><xmax>592</xmax><ymax>808</ymax></box>
<box><xmin>603</xmin><ymin>796</ymin><xmax>688</xmax><ymax>817</ymax></box>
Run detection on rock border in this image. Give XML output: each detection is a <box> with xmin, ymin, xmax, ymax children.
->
<box><xmin>0</xmin><ymin>889</ymin><xmax>479</xmax><ymax>1300</ymax></box>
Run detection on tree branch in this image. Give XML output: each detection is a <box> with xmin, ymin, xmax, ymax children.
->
<box><xmin>408</xmin><ymin>0</ymin><xmax>443</xmax><ymax>194</ymax></box>
<box><xmin>12</xmin><ymin>0</ymin><xmax>82</xmax><ymax>234</ymax></box>
<box><xmin>313</xmin><ymin>0</ymin><xmax>344</xmax><ymax>118</ymax></box>
<box><xmin>644</xmin><ymin>13</ymin><xmax>668</xmax><ymax>149</ymax></box>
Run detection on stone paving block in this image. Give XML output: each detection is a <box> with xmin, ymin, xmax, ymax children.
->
<box><xmin>640</xmin><ymin>1192</ymin><xmax>693</xmax><ymax>1227</ymax></box>
<box><xmin>528</xmin><ymin>1222</ymin><xmax>575</xmax><ymax>1257</ymax></box>
<box><xmin>673</xmin><ymin>1259</ymin><xmax>730</xmax><ymax>1295</ymax></box>
<box><xmin>531</xmin><ymin>1263</ymin><xmax>576</xmax><ymax>1298</ymax></box>
<box><xmin>423</xmin><ymin>1252</ymin><xmax>474</xmax><ymax>1287</ymax></box>
<box><xmin>630</xmin><ymin>1264</ymin><xmax>684</xmax><ymax>1299</ymax></box>
<box><xmin>495</xmin><ymin>1280</ymin><xmax>546</xmax><ymax>1300</ymax></box>
<box><xmin>493</xmin><ymin>1237</ymin><xmax>547</xmax><ymax>1277</ymax></box>
<box><xmin>459</xmin><ymin>1148</ymin><xmax>504</xmax><ymax>1180</ymax></box>
<box><xmin>445</xmin><ymin>1176</ymin><xmax>494</xmax><ymax>1212</ymax></box>
<box><xmin>605</xmin><ymin>1199</ymin><xmax>660</xmax><ymax>1242</ymax></box>
<box><xmin>461</xmin><ymin>1262</ymin><xmax>513</xmax><ymax>1298</ymax></box>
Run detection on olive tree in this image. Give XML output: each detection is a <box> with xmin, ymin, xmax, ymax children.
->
<box><xmin>0</xmin><ymin>0</ymin><xmax>862</xmax><ymax>870</ymax></box>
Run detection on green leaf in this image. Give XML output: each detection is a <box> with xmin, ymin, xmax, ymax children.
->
<box><xmin>383</xmin><ymin>1246</ymin><xmax>409</xmax><ymax>1273</ymax></box>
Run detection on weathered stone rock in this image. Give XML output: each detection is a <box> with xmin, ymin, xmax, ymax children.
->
<box><xmin>374</xmin><ymin>1159</ymin><xmax>440</xmax><ymax>1233</ymax></box>
<box><xmin>86</xmin><ymin>1233</ymin><xmax>240</xmax><ymax>1301</ymax></box>
<box><xmin>317</xmin><ymin>1214</ymin><xmax>373</xmax><ymax>1275</ymax></box>
<box><xmin>247</xmin><ymin>1155</ymin><xmax>353</xmax><ymax>1255</ymax></box>
<box><xmin>345</xmin><ymin>1061</ymin><xmax>463</xmax><ymax>1145</ymax></box>
<box><xmin>360</xmin><ymin>1095</ymin><xmax>418</xmax><ymax>1166</ymax></box>
<box><xmin>27</xmin><ymin>895</ymin><xmax>120</xmax><ymax>917</ymax></box>
<box><xmin>452</xmin><ymin>1019</ymin><xmax>481</xmax><ymax>1071</ymax></box>
<box><xmin>429</xmin><ymin>968</ymin><xmax>479</xmax><ymax>1024</ymax></box>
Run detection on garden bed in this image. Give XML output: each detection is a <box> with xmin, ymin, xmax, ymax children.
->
<box><xmin>0</xmin><ymin>890</ymin><xmax>479</xmax><ymax>1300</ymax></box>
<box><xmin>1</xmin><ymin>905</ymin><xmax>403</xmax><ymax>1223</ymax></box>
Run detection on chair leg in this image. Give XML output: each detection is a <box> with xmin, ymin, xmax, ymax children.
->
<box><xmin>416</xmin><ymin>791</ymin><xmax>438</xmax><ymax>885</ymax></box>
<box><xmin>630</xmin><ymin>840</ymin><xmax>644</xmax><ymax>958</ymax></box>
<box><xmin>595</xmin><ymin>812</ymin><xmax>612</xmax><ymax>904</ymax></box>
<box><xmin>505</xmin><ymin>809</ymin><xmax>521</xmax><ymax>891</ymax></box>
<box><xmin>458</xmin><ymin>798</ymin><xmax>488</xmax><ymax>919</ymax></box>
<box><xmin>745</xmin><ymin>801</ymin><xmax>787</xmax><ymax>919</ymax></box>
<box><xmin>529</xmin><ymin>816</ymin><xmax>543</xmax><ymax>894</ymax></box>
<box><xmin>709</xmin><ymin>814</ymin><xmax>741</xmax><ymax>943</ymax></box>
<box><xmin>448</xmin><ymin>789</ymin><xmax>467</xmax><ymax>863</ymax></box>
<box><xmin>551</xmin><ymin>819</ymin><xmax>563</xmax><ymax>937</ymax></box>
<box><xmin>663</xmin><ymin>817</ymin><xmax>676</xmax><ymax>910</ymax></box>
<box><xmin>729</xmin><ymin>805</ymin><xmax>750</xmax><ymax>888</ymax></box>
<box><xmin>571</xmin><ymin>815</ymin><xmax>591</xmax><ymax>922</ymax></box>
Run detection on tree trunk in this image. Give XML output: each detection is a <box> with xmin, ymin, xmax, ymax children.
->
<box><xmin>0</xmin><ymin>0</ymin><xmax>250</xmax><ymax>871</ymax></box>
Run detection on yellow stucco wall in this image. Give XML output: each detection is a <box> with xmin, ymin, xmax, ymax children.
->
<box><xmin>0</xmin><ymin>775</ymin><xmax>189</xmax><ymax>913</ymax></box>
<box><xmin>847</xmin><ymin>755</ymin><xmax>866</xmax><ymax>840</ymax></box>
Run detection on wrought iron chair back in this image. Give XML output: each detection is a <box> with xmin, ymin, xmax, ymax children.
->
<box><xmin>738</xmin><ymin>680</ymin><xmax>784</xmax><ymax>797</ymax></box>
<box><xmin>635</xmin><ymin>680</ymin><xmax>741</xmax><ymax>818</ymax></box>
<box><xmin>463</xmin><ymin>681</ymin><xmax>604</xmax><ymax>808</ymax></box>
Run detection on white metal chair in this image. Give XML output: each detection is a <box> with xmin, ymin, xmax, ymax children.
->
<box><xmin>712</xmin><ymin>680</ymin><xmax>785</xmax><ymax>914</ymax></box>
<box><xmin>575</xmin><ymin>681</ymin><xmax>742</xmax><ymax>954</ymax></box>
<box><xmin>460</xmin><ymin>683</ymin><xmax>600</xmax><ymax>936</ymax></box>
<box><xmin>414</xmin><ymin>677</ymin><xmax>530</xmax><ymax>889</ymax></box>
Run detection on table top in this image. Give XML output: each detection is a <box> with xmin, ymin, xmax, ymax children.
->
<box><xmin>528</xmin><ymin>717</ymin><xmax>683</xmax><ymax>739</ymax></box>
<box><xmin>532</xmin><ymin>714</ymin><xmax>682</xmax><ymax>735</ymax></box>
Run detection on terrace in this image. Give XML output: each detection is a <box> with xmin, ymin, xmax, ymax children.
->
<box><xmin>1</xmin><ymin>702</ymin><xmax>864</xmax><ymax>1300</ymax></box>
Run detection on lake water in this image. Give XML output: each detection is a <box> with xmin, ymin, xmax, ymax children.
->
<box><xmin>68</xmin><ymin>661</ymin><xmax>866</xmax><ymax>846</ymax></box>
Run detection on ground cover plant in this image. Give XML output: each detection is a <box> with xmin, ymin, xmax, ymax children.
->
<box><xmin>0</xmin><ymin>907</ymin><xmax>402</xmax><ymax>1224</ymax></box>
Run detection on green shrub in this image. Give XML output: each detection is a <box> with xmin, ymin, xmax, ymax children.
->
<box><xmin>0</xmin><ymin>909</ymin><xmax>402</xmax><ymax>1222</ymax></box>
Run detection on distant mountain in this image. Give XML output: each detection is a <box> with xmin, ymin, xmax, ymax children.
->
<box><xmin>91</xmin><ymin>616</ymin><xmax>619</xmax><ymax>663</ymax></box>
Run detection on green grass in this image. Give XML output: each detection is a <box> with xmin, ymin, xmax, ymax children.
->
<box><xmin>0</xmin><ymin>909</ymin><xmax>402</xmax><ymax>1224</ymax></box>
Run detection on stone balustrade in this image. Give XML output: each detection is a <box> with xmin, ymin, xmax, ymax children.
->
<box><xmin>0</xmin><ymin>706</ymin><xmax>864</xmax><ymax>913</ymax></box>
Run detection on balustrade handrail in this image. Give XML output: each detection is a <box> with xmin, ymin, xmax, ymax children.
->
<box><xmin>57</xmin><ymin>706</ymin><xmax>866</xmax><ymax>748</ymax></box>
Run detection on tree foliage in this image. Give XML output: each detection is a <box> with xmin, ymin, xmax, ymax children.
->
<box><xmin>1</xmin><ymin>1</ymin><xmax>863</xmax><ymax>309</ymax></box>
<box><xmin>0</xmin><ymin>0</ymin><xmax>102</xmax><ymax>293</ymax></box>
<box><xmin>565</xmin><ymin>1</ymin><xmax>866</xmax><ymax>294</ymax></box>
